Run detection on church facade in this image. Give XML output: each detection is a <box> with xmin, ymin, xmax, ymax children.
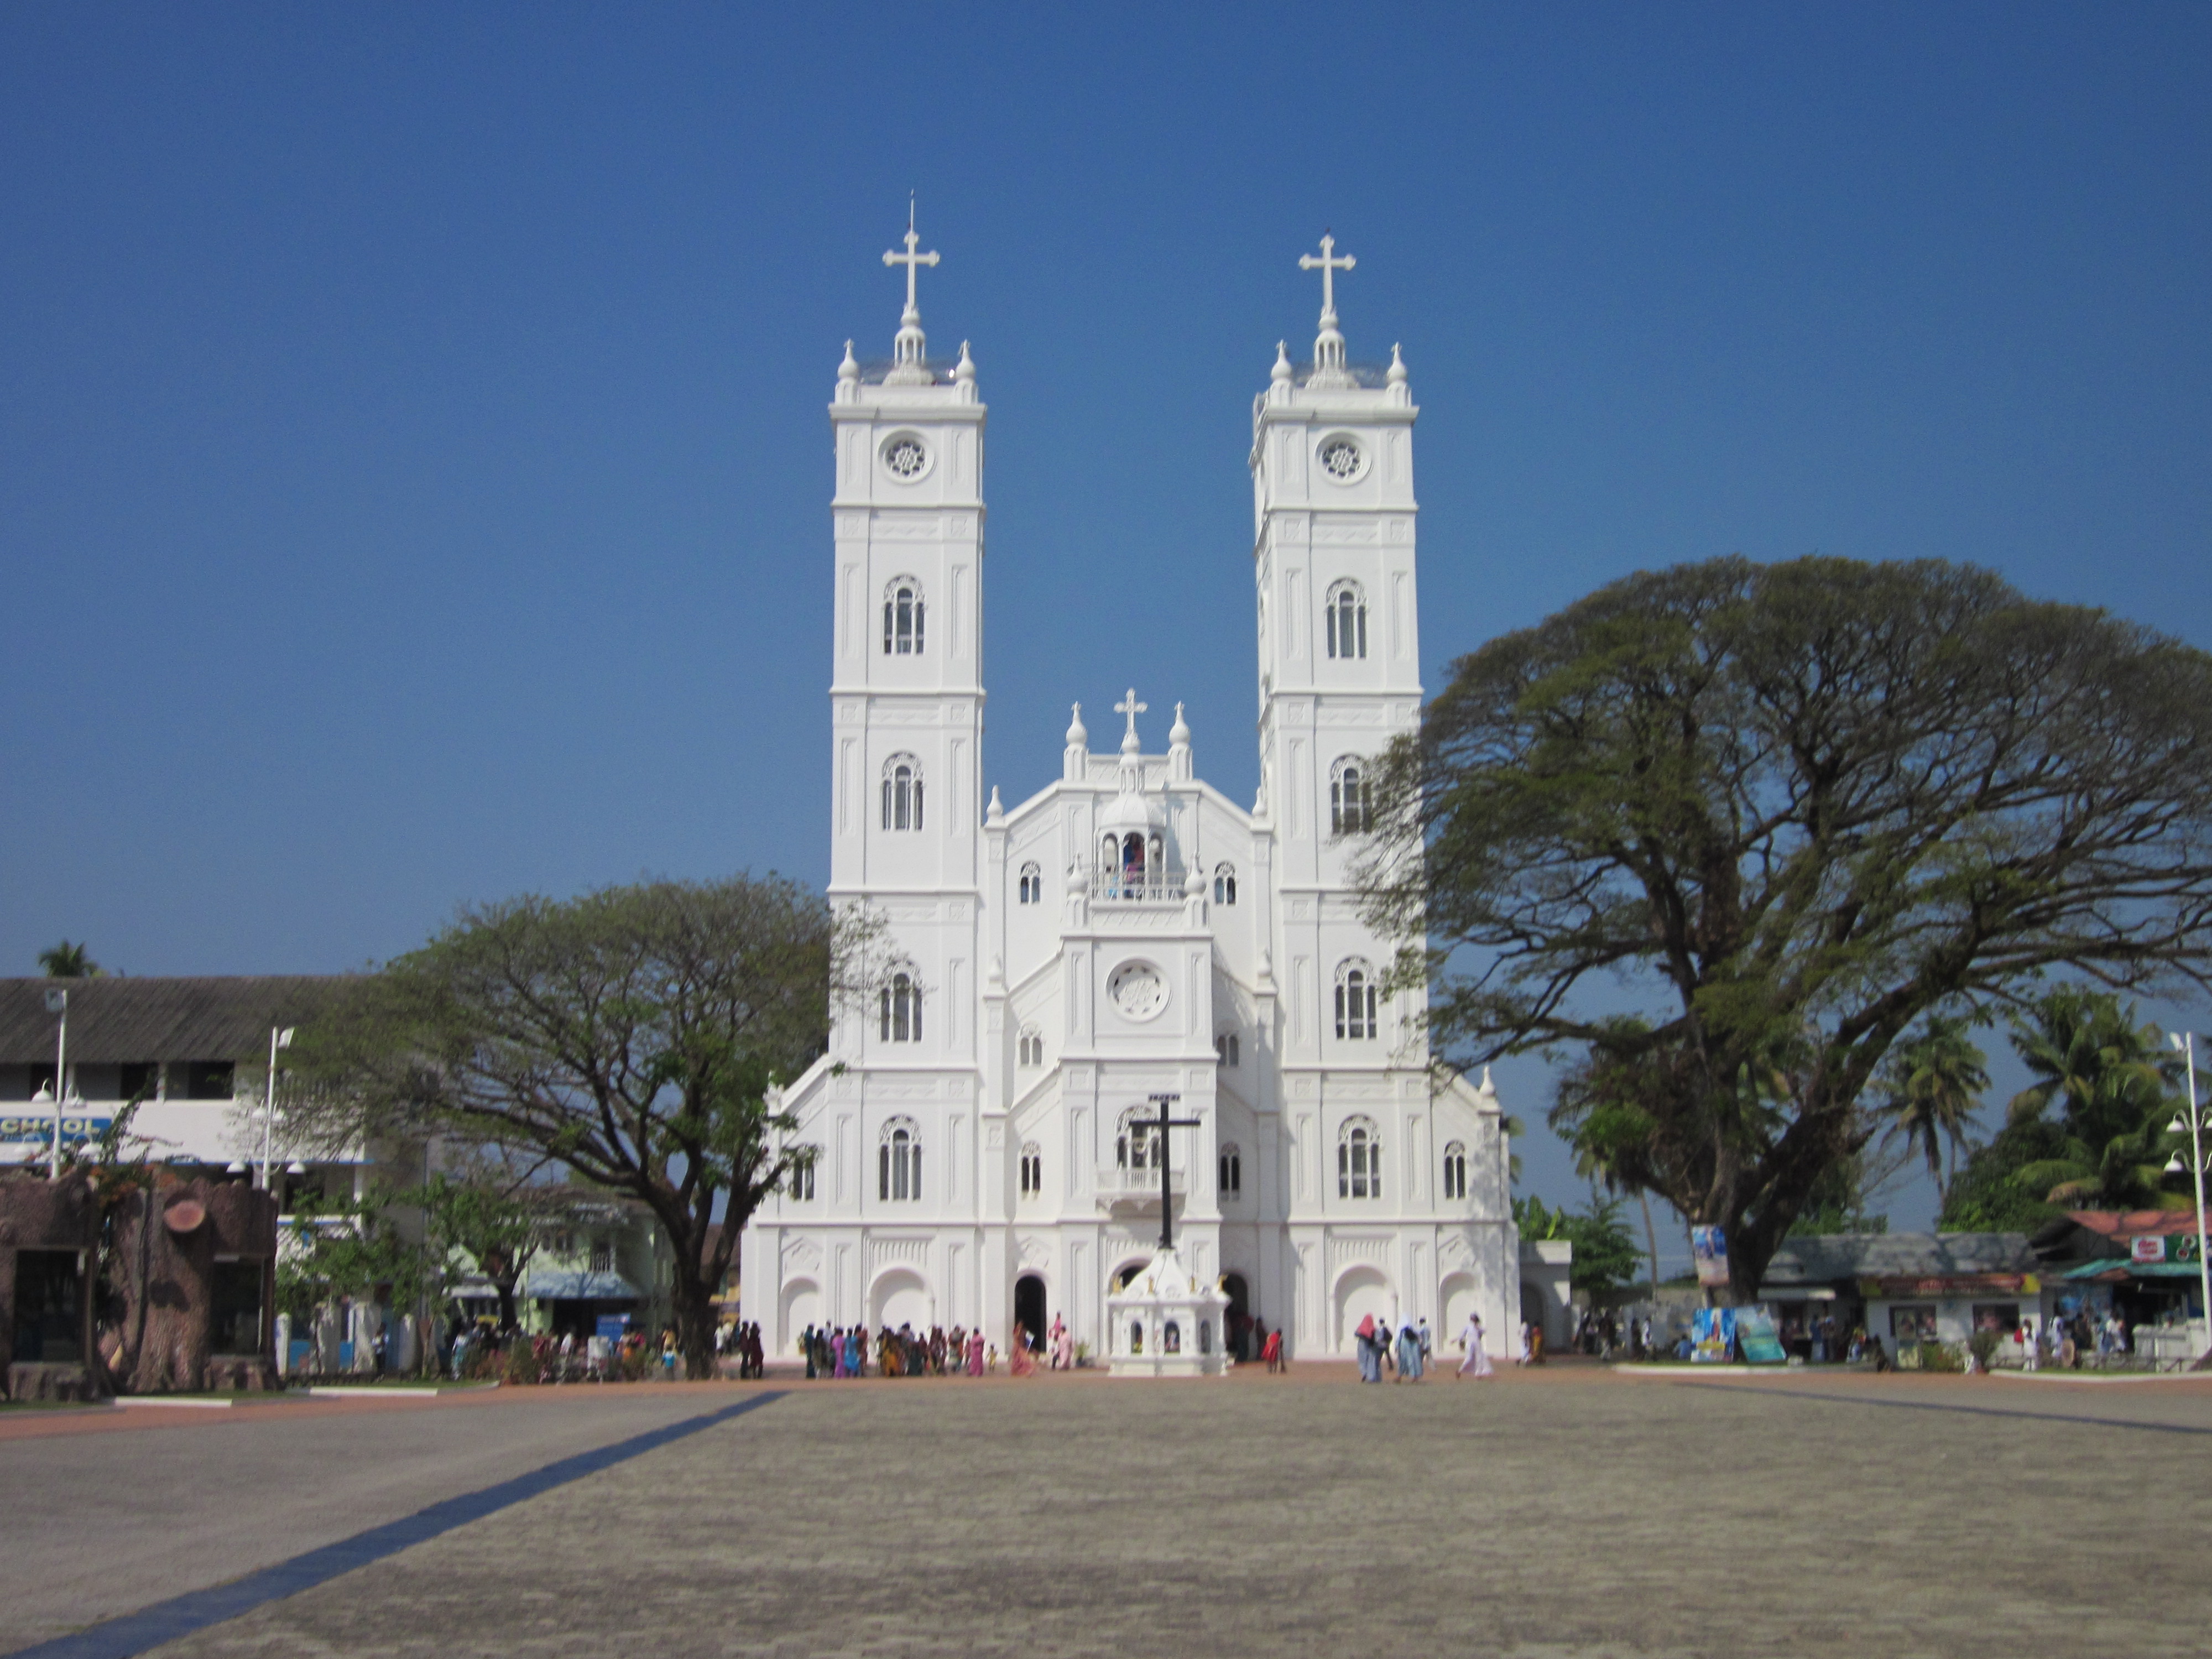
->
<box><xmin>739</xmin><ymin>226</ymin><xmax>1522</xmax><ymax>1362</ymax></box>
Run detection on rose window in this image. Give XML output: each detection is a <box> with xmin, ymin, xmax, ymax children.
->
<box><xmin>1318</xmin><ymin>438</ymin><xmax>1363</xmax><ymax>481</ymax></box>
<box><xmin>885</xmin><ymin>438</ymin><xmax>927</xmax><ymax>479</ymax></box>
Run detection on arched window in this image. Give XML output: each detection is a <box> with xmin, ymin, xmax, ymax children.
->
<box><xmin>1330</xmin><ymin>757</ymin><xmax>1369</xmax><ymax>836</ymax></box>
<box><xmin>1018</xmin><ymin>1028</ymin><xmax>1043</xmax><ymax>1067</ymax></box>
<box><xmin>1334</xmin><ymin>959</ymin><xmax>1378</xmax><ymax>1041</ymax></box>
<box><xmin>883</xmin><ymin>579</ymin><xmax>925</xmax><ymax>655</ymax></box>
<box><xmin>1018</xmin><ymin>862</ymin><xmax>1042</xmax><ymax>904</ymax></box>
<box><xmin>1019</xmin><ymin>1142</ymin><xmax>1043</xmax><ymax>1197</ymax></box>
<box><xmin>880</xmin><ymin>970</ymin><xmax>922</xmax><ymax>1043</ymax></box>
<box><xmin>1442</xmin><ymin>1140</ymin><xmax>1468</xmax><ymax>1201</ymax></box>
<box><xmin>878</xmin><ymin>1119</ymin><xmax>921</xmax><ymax>1202</ymax></box>
<box><xmin>1326</xmin><ymin>580</ymin><xmax>1368</xmax><ymax>660</ymax></box>
<box><xmin>881</xmin><ymin>754</ymin><xmax>924</xmax><ymax>832</ymax></box>
<box><xmin>1219</xmin><ymin>1142</ymin><xmax>1243</xmax><ymax>1197</ymax></box>
<box><xmin>1214</xmin><ymin>1031</ymin><xmax>1239</xmax><ymax>1067</ymax></box>
<box><xmin>1337</xmin><ymin>1117</ymin><xmax>1381</xmax><ymax>1199</ymax></box>
<box><xmin>1212</xmin><ymin>863</ymin><xmax>1237</xmax><ymax>905</ymax></box>
<box><xmin>1115</xmin><ymin>1108</ymin><xmax>1164</xmax><ymax>1173</ymax></box>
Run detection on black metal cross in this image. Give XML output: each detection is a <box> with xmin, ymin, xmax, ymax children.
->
<box><xmin>1140</xmin><ymin>1092</ymin><xmax>1202</xmax><ymax>1250</ymax></box>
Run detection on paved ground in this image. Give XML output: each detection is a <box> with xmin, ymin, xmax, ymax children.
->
<box><xmin>6</xmin><ymin>1365</ymin><xmax>2212</xmax><ymax>1658</ymax></box>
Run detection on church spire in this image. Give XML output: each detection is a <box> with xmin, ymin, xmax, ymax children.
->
<box><xmin>883</xmin><ymin>199</ymin><xmax>941</xmax><ymax>384</ymax></box>
<box><xmin>1298</xmin><ymin>231</ymin><xmax>1357</xmax><ymax>389</ymax></box>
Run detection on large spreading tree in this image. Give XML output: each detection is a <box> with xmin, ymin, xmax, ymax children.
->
<box><xmin>293</xmin><ymin>874</ymin><xmax>874</xmax><ymax>1377</ymax></box>
<box><xmin>1359</xmin><ymin>556</ymin><xmax>2212</xmax><ymax>1303</ymax></box>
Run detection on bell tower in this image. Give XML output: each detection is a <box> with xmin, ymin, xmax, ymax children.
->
<box><xmin>1251</xmin><ymin>235</ymin><xmax>1423</xmax><ymax>1068</ymax></box>
<box><xmin>827</xmin><ymin>209</ymin><xmax>987</xmax><ymax>1076</ymax></box>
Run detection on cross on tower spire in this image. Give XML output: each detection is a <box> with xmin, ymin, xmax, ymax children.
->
<box><xmin>1300</xmin><ymin>231</ymin><xmax>1355</xmax><ymax>324</ymax></box>
<box><xmin>883</xmin><ymin>200</ymin><xmax>941</xmax><ymax>382</ymax></box>
<box><xmin>1114</xmin><ymin>687</ymin><xmax>1147</xmax><ymax>754</ymax></box>
<box><xmin>1297</xmin><ymin>231</ymin><xmax>1357</xmax><ymax>386</ymax></box>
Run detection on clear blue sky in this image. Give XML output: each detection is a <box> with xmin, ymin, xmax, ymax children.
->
<box><xmin>6</xmin><ymin>6</ymin><xmax>2209</xmax><ymax>1234</ymax></box>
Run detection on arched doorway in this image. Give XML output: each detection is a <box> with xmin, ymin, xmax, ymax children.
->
<box><xmin>1442</xmin><ymin>1274</ymin><xmax>1481</xmax><ymax>1353</ymax></box>
<box><xmin>870</xmin><ymin>1269</ymin><xmax>930</xmax><ymax>1333</ymax></box>
<box><xmin>1222</xmin><ymin>1273</ymin><xmax>1251</xmax><ymax>1360</ymax></box>
<box><xmin>1013</xmin><ymin>1274</ymin><xmax>1047</xmax><ymax>1350</ymax></box>
<box><xmin>1333</xmin><ymin>1265</ymin><xmax>1394</xmax><ymax>1351</ymax></box>
<box><xmin>780</xmin><ymin>1280</ymin><xmax>822</xmax><ymax>1355</ymax></box>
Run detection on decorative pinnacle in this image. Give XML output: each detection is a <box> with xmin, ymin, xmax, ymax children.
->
<box><xmin>1066</xmin><ymin>702</ymin><xmax>1088</xmax><ymax>747</ymax></box>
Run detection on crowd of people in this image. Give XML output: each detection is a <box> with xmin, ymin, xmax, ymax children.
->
<box><xmin>1349</xmin><ymin>1311</ymin><xmax>1495</xmax><ymax>1382</ymax></box>
<box><xmin>794</xmin><ymin>1321</ymin><xmax>998</xmax><ymax>1378</ymax></box>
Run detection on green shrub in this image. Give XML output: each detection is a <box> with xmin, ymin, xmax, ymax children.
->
<box><xmin>1968</xmin><ymin>1329</ymin><xmax>2002</xmax><ymax>1370</ymax></box>
<box><xmin>1917</xmin><ymin>1340</ymin><xmax>1964</xmax><ymax>1374</ymax></box>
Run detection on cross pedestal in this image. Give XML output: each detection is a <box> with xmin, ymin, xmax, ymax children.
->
<box><xmin>1105</xmin><ymin>1245</ymin><xmax>1230</xmax><ymax>1379</ymax></box>
<box><xmin>1105</xmin><ymin>1093</ymin><xmax>1230</xmax><ymax>1377</ymax></box>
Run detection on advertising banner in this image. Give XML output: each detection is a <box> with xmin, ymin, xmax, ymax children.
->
<box><xmin>1692</xmin><ymin>1306</ymin><xmax>1736</xmax><ymax>1364</ymax></box>
<box><xmin>1691</xmin><ymin>1225</ymin><xmax>1730</xmax><ymax>1288</ymax></box>
<box><xmin>1735</xmin><ymin>1306</ymin><xmax>1787</xmax><ymax>1364</ymax></box>
<box><xmin>2132</xmin><ymin>1235</ymin><xmax>2168</xmax><ymax>1264</ymax></box>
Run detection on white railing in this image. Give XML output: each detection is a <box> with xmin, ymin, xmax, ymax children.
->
<box><xmin>1098</xmin><ymin>1162</ymin><xmax>1186</xmax><ymax>1199</ymax></box>
<box><xmin>1091</xmin><ymin>868</ymin><xmax>1188</xmax><ymax>903</ymax></box>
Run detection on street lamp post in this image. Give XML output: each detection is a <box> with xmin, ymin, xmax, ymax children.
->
<box><xmin>258</xmin><ymin>1026</ymin><xmax>295</xmax><ymax>1190</ymax></box>
<box><xmin>2164</xmin><ymin>1031</ymin><xmax>2212</xmax><ymax>1364</ymax></box>
<box><xmin>43</xmin><ymin>986</ymin><xmax>69</xmax><ymax>1178</ymax></box>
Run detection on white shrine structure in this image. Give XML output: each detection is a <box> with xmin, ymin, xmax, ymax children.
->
<box><xmin>740</xmin><ymin>221</ymin><xmax>1523</xmax><ymax>1364</ymax></box>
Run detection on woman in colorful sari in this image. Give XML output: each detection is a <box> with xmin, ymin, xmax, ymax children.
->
<box><xmin>965</xmin><ymin>1328</ymin><xmax>986</xmax><ymax>1375</ymax></box>
<box><xmin>1008</xmin><ymin>1321</ymin><xmax>1039</xmax><ymax>1376</ymax></box>
<box><xmin>1354</xmin><ymin>1313</ymin><xmax>1381</xmax><ymax>1383</ymax></box>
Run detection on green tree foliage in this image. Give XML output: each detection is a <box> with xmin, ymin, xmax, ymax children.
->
<box><xmin>288</xmin><ymin>874</ymin><xmax>875</xmax><ymax>1379</ymax></box>
<box><xmin>2002</xmin><ymin>986</ymin><xmax>2184</xmax><ymax>1210</ymax></box>
<box><xmin>277</xmin><ymin>1188</ymin><xmax>434</xmax><ymax>1322</ymax></box>
<box><xmin>1938</xmin><ymin>1119</ymin><xmax>2070</xmax><ymax>1232</ymax></box>
<box><xmin>1360</xmin><ymin>556</ymin><xmax>2212</xmax><ymax>1302</ymax></box>
<box><xmin>1515</xmin><ymin>1193</ymin><xmax>1644</xmax><ymax>1295</ymax></box>
<box><xmin>1875</xmin><ymin>1014</ymin><xmax>1990</xmax><ymax>1202</ymax></box>
<box><xmin>38</xmin><ymin>940</ymin><xmax>100</xmax><ymax>977</ymax></box>
<box><xmin>416</xmin><ymin>1155</ymin><xmax>592</xmax><ymax>1332</ymax></box>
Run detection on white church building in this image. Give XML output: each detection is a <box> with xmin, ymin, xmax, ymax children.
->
<box><xmin>740</xmin><ymin>225</ymin><xmax>1526</xmax><ymax>1363</ymax></box>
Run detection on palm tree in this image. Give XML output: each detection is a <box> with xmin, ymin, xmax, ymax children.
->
<box><xmin>2007</xmin><ymin>985</ymin><xmax>2173</xmax><ymax>1139</ymax></box>
<box><xmin>2011</xmin><ymin>1120</ymin><xmax>2184</xmax><ymax>1212</ymax></box>
<box><xmin>2005</xmin><ymin>986</ymin><xmax>2184</xmax><ymax>1209</ymax></box>
<box><xmin>37</xmin><ymin>940</ymin><xmax>100</xmax><ymax>978</ymax></box>
<box><xmin>1876</xmin><ymin>1014</ymin><xmax>1989</xmax><ymax>1203</ymax></box>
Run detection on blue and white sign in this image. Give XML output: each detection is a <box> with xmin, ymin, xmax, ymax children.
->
<box><xmin>0</xmin><ymin>1112</ymin><xmax>113</xmax><ymax>1144</ymax></box>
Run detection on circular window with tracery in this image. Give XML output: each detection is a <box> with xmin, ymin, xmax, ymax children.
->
<box><xmin>884</xmin><ymin>437</ymin><xmax>928</xmax><ymax>479</ymax></box>
<box><xmin>1318</xmin><ymin>437</ymin><xmax>1364</xmax><ymax>481</ymax></box>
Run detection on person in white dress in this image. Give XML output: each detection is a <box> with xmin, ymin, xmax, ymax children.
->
<box><xmin>1457</xmin><ymin>1311</ymin><xmax>1495</xmax><ymax>1379</ymax></box>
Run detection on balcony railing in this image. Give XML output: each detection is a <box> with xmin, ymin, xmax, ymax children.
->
<box><xmin>1097</xmin><ymin>1162</ymin><xmax>1186</xmax><ymax>1202</ymax></box>
<box><xmin>1091</xmin><ymin>868</ymin><xmax>1188</xmax><ymax>904</ymax></box>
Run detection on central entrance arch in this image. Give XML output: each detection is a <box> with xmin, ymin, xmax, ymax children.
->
<box><xmin>1222</xmin><ymin>1272</ymin><xmax>1251</xmax><ymax>1360</ymax></box>
<box><xmin>1013</xmin><ymin>1274</ymin><xmax>1047</xmax><ymax>1349</ymax></box>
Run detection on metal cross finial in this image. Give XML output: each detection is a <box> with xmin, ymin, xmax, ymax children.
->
<box><xmin>1299</xmin><ymin>231</ymin><xmax>1355</xmax><ymax>323</ymax></box>
<box><xmin>884</xmin><ymin>212</ymin><xmax>941</xmax><ymax>321</ymax></box>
